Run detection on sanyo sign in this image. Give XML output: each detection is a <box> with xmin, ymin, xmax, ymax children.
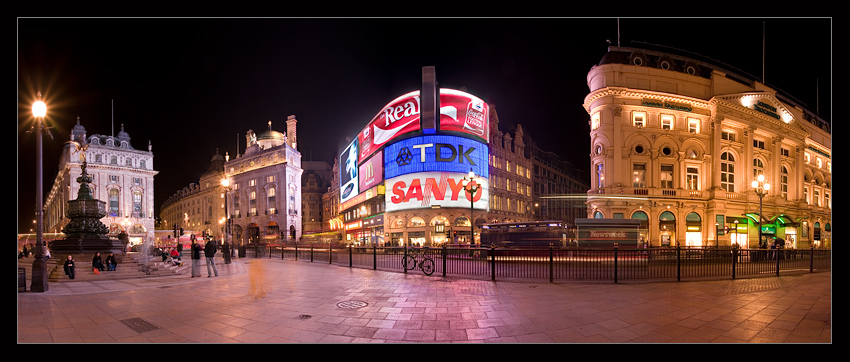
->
<box><xmin>385</xmin><ymin>171</ymin><xmax>489</xmax><ymax>212</ymax></box>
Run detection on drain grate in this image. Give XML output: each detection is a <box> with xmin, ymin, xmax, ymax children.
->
<box><xmin>336</xmin><ymin>300</ymin><xmax>368</xmax><ymax>309</ymax></box>
<box><xmin>297</xmin><ymin>314</ymin><xmax>313</xmax><ymax>320</ymax></box>
<box><xmin>120</xmin><ymin>318</ymin><xmax>160</xmax><ymax>333</ymax></box>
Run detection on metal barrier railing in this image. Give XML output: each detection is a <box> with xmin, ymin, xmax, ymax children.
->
<box><xmin>244</xmin><ymin>244</ymin><xmax>830</xmax><ymax>284</ymax></box>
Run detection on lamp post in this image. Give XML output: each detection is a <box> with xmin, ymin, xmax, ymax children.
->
<box><xmin>462</xmin><ymin>169</ymin><xmax>480</xmax><ymax>245</ymax></box>
<box><xmin>220</xmin><ymin>178</ymin><xmax>232</xmax><ymax>263</ymax></box>
<box><xmin>752</xmin><ymin>174</ymin><xmax>770</xmax><ymax>248</ymax></box>
<box><xmin>29</xmin><ymin>92</ymin><xmax>51</xmax><ymax>292</ymax></box>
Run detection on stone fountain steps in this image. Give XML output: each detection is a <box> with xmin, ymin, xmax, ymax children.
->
<box><xmin>35</xmin><ymin>252</ymin><xmax>190</xmax><ymax>282</ymax></box>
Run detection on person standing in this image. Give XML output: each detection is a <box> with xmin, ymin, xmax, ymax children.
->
<box><xmin>63</xmin><ymin>255</ymin><xmax>76</xmax><ymax>279</ymax></box>
<box><xmin>204</xmin><ymin>238</ymin><xmax>219</xmax><ymax>277</ymax></box>
<box><xmin>176</xmin><ymin>240</ymin><xmax>183</xmax><ymax>259</ymax></box>
<box><xmin>191</xmin><ymin>239</ymin><xmax>202</xmax><ymax>277</ymax></box>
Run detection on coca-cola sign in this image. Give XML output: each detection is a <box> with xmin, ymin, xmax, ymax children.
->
<box><xmin>358</xmin><ymin>89</ymin><xmax>489</xmax><ymax>163</ymax></box>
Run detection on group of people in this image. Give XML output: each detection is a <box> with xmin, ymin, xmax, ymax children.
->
<box><xmin>62</xmin><ymin>251</ymin><xmax>118</xmax><ymax>279</ymax></box>
<box><xmin>190</xmin><ymin>236</ymin><xmax>219</xmax><ymax>278</ymax></box>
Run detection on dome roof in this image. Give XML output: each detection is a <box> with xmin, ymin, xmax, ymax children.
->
<box><xmin>258</xmin><ymin>129</ymin><xmax>286</xmax><ymax>141</ymax></box>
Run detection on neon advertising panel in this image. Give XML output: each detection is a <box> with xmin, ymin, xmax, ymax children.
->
<box><xmin>385</xmin><ymin>171</ymin><xmax>489</xmax><ymax>212</ymax></box>
<box><xmin>384</xmin><ymin>135</ymin><xmax>489</xmax><ymax>180</ymax></box>
<box><xmin>359</xmin><ymin>151</ymin><xmax>383</xmax><ymax>192</ymax></box>
<box><xmin>339</xmin><ymin>139</ymin><xmax>359</xmax><ymax>203</ymax></box>
<box><xmin>358</xmin><ymin>89</ymin><xmax>490</xmax><ymax>163</ymax></box>
<box><xmin>358</xmin><ymin>91</ymin><xmax>422</xmax><ymax>163</ymax></box>
<box><xmin>438</xmin><ymin>89</ymin><xmax>489</xmax><ymax>143</ymax></box>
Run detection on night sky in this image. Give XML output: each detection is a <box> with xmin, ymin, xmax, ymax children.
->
<box><xmin>17</xmin><ymin>17</ymin><xmax>831</xmax><ymax>233</ymax></box>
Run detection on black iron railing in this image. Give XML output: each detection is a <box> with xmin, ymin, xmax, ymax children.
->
<box><xmin>243</xmin><ymin>244</ymin><xmax>830</xmax><ymax>283</ymax></box>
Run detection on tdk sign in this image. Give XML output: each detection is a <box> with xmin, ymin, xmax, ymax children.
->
<box><xmin>384</xmin><ymin>135</ymin><xmax>489</xmax><ymax>180</ymax></box>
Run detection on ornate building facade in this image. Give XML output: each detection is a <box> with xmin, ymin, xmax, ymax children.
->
<box><xmin>159</xmin><ymin>117</ymin><xmax>304</xmax><ymax>246</ymax></box>
<box><xmin>584</xmin><ymin>44</ymin><xmax>831</xmax><ymax>248</ymax></box>
<box><xmin>44</xmin><ymin>118</ymin><xmax>158</xmax><ymax>246</ymax></box>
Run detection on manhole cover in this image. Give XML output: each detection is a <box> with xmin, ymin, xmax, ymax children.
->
<box><xmin>120</xmin><ymin>318</ymin><xmax>160</xmax><ymax>333</ymax></box>
<box><xmin>337</xmin><ymin>300</ymin><xmax>368</xmax><ymax>309</ymax></box>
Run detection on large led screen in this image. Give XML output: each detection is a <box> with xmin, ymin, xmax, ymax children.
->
<box><xmin>359</xmin><ymin>151</ymin><xmax>383</xmax><ymax>192</ymax></box>
<box><xmin>438</xmin><ymin>89</ymin><xmax>489</xmax><ymax>143</ymax></box>
<box><xmin>385</xmin><ymin>171</ymin><xmax>489</xmax><ymax>212</ymax></box>
<box><xmin>383</xmin><ymin>135</ymin><xmax>489</xmax><ymax>180</ymax></box>
<box><xmin>358</xmin><ymin>91</ymin><xmax>422</xmax><ymax>163</ymax></box>
<box><xmin>358</xmin><ymin>89</ymin><xmax>490</xmax><ymax>163</ymax></box>
<box><xmin>339</xmin><ymin>139</ymin><xmax>359</xmax><ymax>203</ymax></box>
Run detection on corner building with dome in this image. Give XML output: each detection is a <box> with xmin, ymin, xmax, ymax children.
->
<box><xmin>584</xmin><ymin>44</ymin><xmax>831</xmax><ymax>249</ymax></box>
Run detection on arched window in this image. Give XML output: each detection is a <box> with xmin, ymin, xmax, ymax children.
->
<box><xmin>408</xmin><ymin>217</ymin><xmax>426</xmax><ymax>227</ymax></box>
<box><xmin>109</xmin><ymin>188</ymin><xmax>120</xmax><ymax>217</ymax></box>
<box><xmin>781</xmin><ymin>166</ymin><xmax>789</xmax><ymax>199</ymax></box>
<box><xmin>721</xmin><ymin>152</ymin><xmax>736</xmax><ymax>192</ymax></box>
<box><xmin>594</xmin><ymin>210</ymin><xmax>604</xmax><ymax>219</ymax></box>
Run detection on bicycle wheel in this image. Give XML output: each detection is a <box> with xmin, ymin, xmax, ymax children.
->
<box><xmin>402</xmin><ymin>255</ymin><xmax>416</xmax><ymax>270</ymax></box>
<box><xmin>420</xmin><ymin>258</ymin><xmax>435</xmax><ymax>275</ymax></box>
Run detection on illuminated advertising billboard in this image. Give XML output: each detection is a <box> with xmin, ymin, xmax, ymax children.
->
<box><xmin>358</xmin><ymin>89</ymin><xmax>489</xmax><ymax>163</ymax></box>
<box><xmin>385</xmin><ymin>171</ymin><xmax>489</xmax><ymax>212</ymax></box>
<box><xmin>438</xmin><ymin>89</ymin><xmax>489</xmax><ymax>143</ymax></box>
<box><xmin>384</xmin><ymin>135</ymin><xmax>488</xmax><ymax>180</ymax></box>
<box><xmin>359</xmin><ymin>151</ymin><xmax>383</xmax><ymax>192</ymax></box>
<box><xmin>358</xmin><ymin>91</ymin><xmax>422</xmax><ymax>163</ymax></box>
<box><xmin>339</xmin><ymin>139</ymin><xmax>359</xmax><ymax>203</ymax></box>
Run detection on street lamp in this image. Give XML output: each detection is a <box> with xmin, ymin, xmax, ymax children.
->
<box><xmin>220</xmin><ymin>178</ymin><xmax>233</xmax><ymax>263</ymax></box>
<box><xmin>752</xmin><ymin>174</ymin><xmax>771</xmax><ymax>248</ymax></box>
<box><xmin>29</xmin><ymin>92</ymin><xmax>52</xmax><ymax>292</ymax></box>
<box><xmin>462</xmin><ymin>169</ymin><xmax>480</xmax><ymax>245</ymax></box>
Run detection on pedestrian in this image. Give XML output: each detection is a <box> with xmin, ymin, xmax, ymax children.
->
<box><xmin>177</xmin><ymin>240</ymin><xmax>183</xmax><ymax>258</ymax></box>
<box><xmin>105</xmin><ymin>252</ymin><xmax>118</xmax><ymax>271</ymax></box>
<box><xmin>92</xmin><ymin>251</ymin><xmax>105</xmax><ymax>272</ymax></box>
<box><xmin>204</xmin><ymin>238</ymin><xmax>219</xmax><ymax>277</ymax></box>
<box><xmin>222</xmin><ymin>241</ymin><xmax>231</xmax><ymax>264</ymax></box>
<box><xmin>191</xmin><ymin>239</ymin><xmax>202</xmax><ymax>277</ymax></box>
<box><xmin>63</xmin><ymin>255</ymin><xmax>76</xmax><ymax>279</ymax></box>
<box><xmin>22</xmin><ymin>245</ymin><xmax>28</xmax><ymax>258</ymax></box>
<box><xmin>249</xmin><ymin>259</ymin><xmax>267</xmax><ymax>300</ymax></box>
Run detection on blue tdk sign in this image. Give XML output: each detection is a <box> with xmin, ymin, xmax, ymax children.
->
<box><xmin>384</xmin><ymin>135</ymin><xmax>489</xmax><ymax>180</ymax></box>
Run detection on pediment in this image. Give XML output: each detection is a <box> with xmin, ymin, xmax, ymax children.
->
<box><xmin>714</xmin><ymin>92</ymin><xmax>809</xmax><ymax>134</ymax></box>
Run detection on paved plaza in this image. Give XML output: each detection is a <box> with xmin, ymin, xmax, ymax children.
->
<box><xmin>18</xmin><ymin>257</ymin><xmax>831</xmax><ymax>343</ymax></box>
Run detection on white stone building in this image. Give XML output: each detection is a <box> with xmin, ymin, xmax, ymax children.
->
<box><xmin>44</xmin><ymin>118</ymin><xmax>158</xmax><ymax>246</ymax></box>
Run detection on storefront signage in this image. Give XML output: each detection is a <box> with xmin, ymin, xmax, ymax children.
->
<box><xmin>642</xmin><ymin>99</ymin><xmax>693</xmax><ymax>112</ymax></box>
<box><xmin>754</xmin><ymin>101</ymin><xmax>780</xmax><ymax>120</ymax></box>
<box><xmin>339</xmin><ymin>185</ymin><xmax>383</xmax><ymax>213</ymax></box>
<box><xmin>384</xmin><ymin>135</ymin><xmax>488</xmax><ymax>180</ymax></box>
<box><xmin>357</xmin><ymin>89</ymin><xmax>489</xmax><ymax>163</ymax></box>
<box><xmin>385</xmin><ymin>171</ymin><xmax>489</xmax><ymax>212</ymax></box>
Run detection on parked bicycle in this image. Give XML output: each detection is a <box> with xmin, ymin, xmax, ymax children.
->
<box><xmin>402</xmin><ymin>247</ymin><xmax>435</xmax><ymax>275</ymax></box>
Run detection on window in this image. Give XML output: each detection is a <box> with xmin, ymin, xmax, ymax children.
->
<box><xmin>804</xmin><ymin>187</ymin><xmax>809</xmax><ymax>205</ymax></box>
<box><xmin>688</xmin><ymin>118</ymin><xmax>700</xmax><ymax>133</ymax></box>
<box><xmin>109</xmin><ymin>188</ymin><xmax>120</xmax><ymax>217</ymax></box>
<box><xmin>267</xmin><ymin>175</ymin><xmax>276</xmax><ymax>183</ymax></box>
<box><xmin>632</xmin><ymin>111</ymin><xmax>646</xmax><ymax>128</ymax></box>
<box><xmin>721</xmin><ymin>131</ymin><xmax>736</xmax><ymax>142</ymax></box>
<box><xmin>753</xmin><ymin>139</ymin><xmax>765</xmax><ymax>149</ymax></box>
<box><xmin>661</xmin><ymin>115</ymin><xmax>674</xmax><ymax>130</ymax></box>
<box><xmin>814</xmin><ymin>189</ymin><xmax>820</xmax><ymax>207</ymax></box>
<box><xmin>780</xmin><ymin>148</ymin><xmax>790</xmax><ymax>157</ymax></box>
<box><xmin>596</xmin><ymin>163</ymin><xmax>604</xmax><ymax>188</ymax></box>
<box><xmin>780</xmin><ymin>166</ymin><xmax>789</xmax><ymax>199</ymax></box>
<box><xmin>660</xmin><ymin>164</ymin><xmax>673</xmax><ymax>189</ymax></box>
<box><xmin>632</xmin><ymin>163</ymin><xmax>646</xmax><ymax>188</ymax></box>
<box><xmin>133</xmin><ymin>190</ymin><xmax>142</xmax><ymax>217</ymax></box>
<box><xmin>826</xmin><ymin>192</ymin><xmax>831</xmax><ymax>209</ymax></box>
<box><xmin>753</xmin><ymin>159</ymin><xmax>765</xmax><ymax>179</ymax></box>
<box><xmin>268</xmin><ymin>187</ymin><xmax>276</xmax><ymax>214</ymax></box>
<box><xmin>721</xmin><ymin>152</ymin><xmax>735</xmax><ymax>192</ymax></box>
<box><xmin>686</xmin><ymin>166</ymin><xmax>699</xmax><ymax>190</ymax></box>
<box><xmin>591</xmin><ymin>112</ymin><xmax>600</xmax><ymax>130</ymax></box>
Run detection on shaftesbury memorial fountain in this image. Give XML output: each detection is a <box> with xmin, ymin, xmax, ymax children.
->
<box><xmin>50</xmin><ymin>159</ymin><xmax>124</xmax><ymax>255</ymax></box>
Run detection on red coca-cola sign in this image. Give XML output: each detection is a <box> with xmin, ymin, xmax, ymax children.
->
<box><xmin>437</xmin><ymin>89</ymin><xmax>489</xmax><ymax>143</ymax></box>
